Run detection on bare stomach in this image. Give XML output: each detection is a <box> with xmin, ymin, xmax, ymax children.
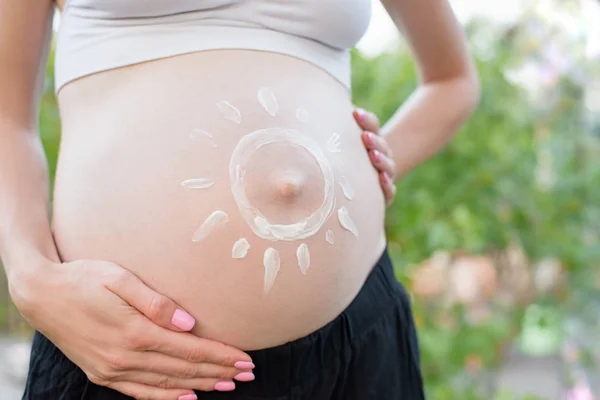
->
<box><xmin>52</xmin><ymin>51</ymin><xmax>387</xmax><ymax>350</ymax></box>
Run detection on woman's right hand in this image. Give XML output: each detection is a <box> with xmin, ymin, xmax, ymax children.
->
<box><xmin>12</xmin><ymin>258</ymin><xmax>255</xmax><ymax>400</ymax></box>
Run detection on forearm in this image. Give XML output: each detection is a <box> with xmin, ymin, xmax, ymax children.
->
<box><xmin>0</xmin><ymin>0</ymin><xmax>57</xmax><ymax>290</ymax></box>
<box><xmin>381</xmin><ymin>77</ymin><xmax>480</xmax><ymax>179</ymax></box>
<box><xmin>0</xmin><ymin>121</ymin><xmax>58</xmax><ymax>283</ymax></box>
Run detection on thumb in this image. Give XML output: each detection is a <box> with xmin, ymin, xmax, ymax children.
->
<box><xmin>105</xmin><ymin>269</ymin><xmax>196</xmax><ymax>332</ymax></box>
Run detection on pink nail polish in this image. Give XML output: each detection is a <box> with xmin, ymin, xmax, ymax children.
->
<box><xmin>234</xmin><ymin>372</ymin><xmax>255</xmax><ymax>382</ymax></box>
<box><xmin>373</xmin><ymin>150</ymin><xmax>382</xmax><ymax>162</ymax></box>
<box><xmin>366</xmin><ymin>132</ymin><xmax>376</xmax><ymax>145</ymax></box>
<box><xmin>383</xmin><ymin>172</ymin><xmax>392</xmax><ymax>185</ymax></box>
<box><xmin>171</xmin><ymin>309</ymin><xmax>196</xmax><ymax>331</ymax></box>
<box><xmin>356</xmin><ymin>108</ymin><xmax>366</xmax><ymax>121</ymax></box>
<box><xmin>178</xmin><ymin>394</ymin><xmax>197</xmax><ymax>400</ymax></box>
<box><xmin>214</xmin><ymin>381</ymin><xmax>236</xmax><ymax>391</ymax></box>
<box><xmin>234</xmin><ymin>361</ymin><xmax>255</xmax><ymax>369</ymax></box>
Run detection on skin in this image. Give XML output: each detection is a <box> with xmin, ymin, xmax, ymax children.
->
<box><xmin>356</xmin><ymin>0</ymin><xmax>481</xmax><ymax>207</ymax></box>
<box><xmin>0</xmin><ymin>0</ymin><xmax>478</xmax><ymax>399</ymax></box>
<box><xmin>353</xmin><ymin>108</ymin><xmax>397</xmax><ymax>206</ymax></box>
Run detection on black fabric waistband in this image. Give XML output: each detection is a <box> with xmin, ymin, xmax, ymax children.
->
<box><xmin>242</xmin><ymin>247</ymin><xmax>409</xmax><ymax>395</ymax></box>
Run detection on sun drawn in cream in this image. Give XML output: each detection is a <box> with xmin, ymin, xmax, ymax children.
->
<box><xmin>182</xmin><ymin>87</ymin><xmax>358</xmax><ymax>293</ymax></box>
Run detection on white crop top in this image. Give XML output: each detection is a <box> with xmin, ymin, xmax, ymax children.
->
<box><xmin>54</xmin><ymin>0</ymin><xmax>373</xmax><ymax>93</ymax></box>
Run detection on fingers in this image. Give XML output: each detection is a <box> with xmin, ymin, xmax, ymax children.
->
<box><xmin>149</xmin><ymin>326</ymin><xmax>253</xmax><ymax>369</ymax></box>
<box><xmin>362</xmin><ymin>131</ymin><xmax>393</xmax><ymax>158</ymax></box>
<box><xmin>368</xmin><ymin>148</ymin><xmax>396</xmax><ymax>180</ymax></box>
<box><xmin>124</xmin><ymin>350</ymin><xmax>251</xmax><ymax>382</ymax></box>
<box><xmin>104</xmin><ymin>268</ymin><xmax>195</xmax><ymax>332</ymax></box>
<box><xmin>108</xmin><ymin>381</ymin><xmax>198</xmax><ymax>400</ymax></box>
<box><xmin>379</xmin><ymin>172</ymin><xmax>397</xmax><ymax>207</ymax></box>
<box><xmin>118</xmin><ymin>371</ymin><xmax>237</xmax><ymax>392</ymax></box>
<box><xmin>353</xmin><ymin>108</ymin><xmax>380</xmax><ymax>133</ymax></box>
<box><xmin>361</xmin><ymin>130</ymin><xmax>397</xmax><ymax>207</ymax></box>
<box><xmin>370</xmin><ymin>151</ymin><xmax>396</xmax><ymax>206</ymax></box>
<box><xmin>355</xmin><ymin>111</ymin><xmax>397</xmax><ymax>206</ymax></box>
<box><xmin>353</xmin><ymin>107</ymin><xmax>396</xmax><ymax>206</ymax></box>
<box><xmin>362</xmin><ymin>131</ymin><xmax>395</xmax><ymax>175</ymax></box>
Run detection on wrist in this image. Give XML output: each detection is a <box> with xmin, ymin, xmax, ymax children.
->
<box><xmin>5</xmin><ymin>249</ymin><xmax>59</xmax><ymax>321</ymax></box>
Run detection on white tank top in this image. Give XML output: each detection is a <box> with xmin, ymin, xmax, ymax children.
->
<box><xmin>54</xmin><ymin>0</ymin><xmax>373</xmax><ymax>93</ymax></box>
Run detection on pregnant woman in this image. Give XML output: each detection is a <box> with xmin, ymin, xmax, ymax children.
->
<box><xmin>0</xmin><ymin>0</ymin><xmax>479</xmax><ymax>399</ymax></box>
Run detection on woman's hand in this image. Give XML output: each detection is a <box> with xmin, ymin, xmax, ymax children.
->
<box><xmin>13</xmin><ymin>259</ymin><xmax>255</xmax><ymax>400</ymax></box>
<box><xmin>353</xmin><ymin>108</ymin><xmax>397</xmax><ymax>206</ymax></box>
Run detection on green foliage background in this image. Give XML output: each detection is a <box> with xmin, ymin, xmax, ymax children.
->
<box><xmin>1</xmin><ymin>11</ymin><xmax>598</xmax><ymax>399</ymax></box>
<box><xmin>350</xmin><ymin>15</ymin><xmax>600</xmax><ymax>397</ymax></box>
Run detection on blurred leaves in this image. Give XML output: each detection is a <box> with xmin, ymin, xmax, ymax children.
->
<box><xmin>352</xmin><ymin>4</ymin><xmax>599</xmax><ymax>397</ymax></box>
<box><xmin>39</xmin><ymin>41</ymin><xmax>60</xmax><ymax>182</ymax></box>
<box><xmin>0</xmin><ymin>3</ymin><xmax>595</xmax><ymax>399</ymax></box>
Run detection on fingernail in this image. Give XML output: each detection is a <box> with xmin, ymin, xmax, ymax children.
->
<box><xmin>214</xmin><ymin>381</ymin><xmax>236</xmax><ymax>391</ymax></box>
<box><xmin>356</xmin><ymin>108</ymin><xmax>366</xmax><ymax>121</ymax></box>
<box><xmin>234</xmin><ymin>372</ymin><xmax>255</xmax><ymax>382</ymax></box>
<box><xmin>171</xmin><ymin>309</ymin><xmax>196</xmax><ymax>331</ymax></box>
<box><xmin>234</xmin><ymin>361</ymin><xmax>255</xmax><ymax>369</ymax></box>
<box><xmin>373</xmin><ymin>150</ymin><xmax>382</xmax><ymax>162</ymax></box>
<box><xmin>178</xmin><ymin>395</ymin><xmax>197</xmax><ymax>400</ymax></box>
<box><xmin>366</xmin><ymin>132</ymin><xmax>375</xmax><ymax>145</ymax></box>
<box><xmin>383</xmin><ymin>172</ymin><xmax>392</xmax><ymax>185</ymax></box>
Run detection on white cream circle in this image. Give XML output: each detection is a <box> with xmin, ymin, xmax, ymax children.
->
<box><xmin>229</xmin><ymin>128</ymin><xmax>335</xmax><ymax>241</ymax></box>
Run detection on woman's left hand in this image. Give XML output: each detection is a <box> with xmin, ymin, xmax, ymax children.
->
<box><xmin>353</xmin><ymin>108</ymin><xmax>397</xmax><ymax>206</ymax></box>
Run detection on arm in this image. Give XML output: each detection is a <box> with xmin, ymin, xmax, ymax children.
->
<box><xmin>379</xmin><ymin>0</ymin><xmax>480</xmax><ymax>177</ymax></box>
<box><xmin>0</xmin><ymin>0</ymin><xmax>59</xmax><ymax>284</ymax></box>
<box><xmin>355</xmin><ymin>0</ymin><xmax>479</xmax><ymax>192</ymax></box>
<box><xmin>0</xmin><ymin>3</ymin><xmax>253</xmax><ymax>398</ymax></box>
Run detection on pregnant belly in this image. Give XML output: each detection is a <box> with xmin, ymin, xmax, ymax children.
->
<box><xmin>52</xmin><ymin>51</ymin><xmax>387</xmax><ymax>350</ymax></box>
